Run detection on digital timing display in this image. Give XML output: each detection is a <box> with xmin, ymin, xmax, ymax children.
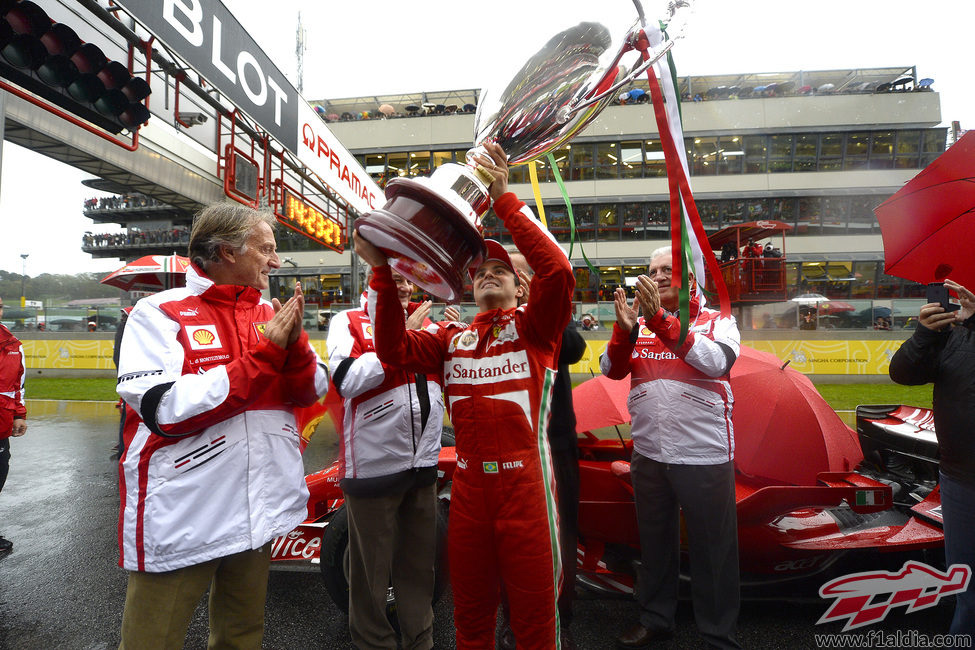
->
<box><xmin>279</xmin><ymin>189</ymin><xmax>345</xmax><ymax>252</ymax></box>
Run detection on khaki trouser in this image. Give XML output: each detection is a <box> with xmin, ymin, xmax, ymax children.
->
<box><xmin>119</xmin><ymin>543</ymin><xmax>271</xmax><ymax>650</ymax></box>
<box><xmin>345</xmin><ymin>483</ymin><xmax>437</xmax><ymax>650</ymax></box>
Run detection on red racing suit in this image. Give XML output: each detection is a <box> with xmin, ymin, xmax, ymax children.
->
<box><xmin>116</xmin><ymin>266</ymin><xmax>329</xmax><ymax>572</ymax></box>
<box><xmin>600</xmin><ymin>296</ymin><xmax>740</xmax><ymax>463</ymax></box>
<box><xmin>0</xmin><ymin>324</ymin><xmax>26</xmax><ymax>438</ymax></box>
<box><xmin>372</xmin><ymin>193</ymin><xmax>574</xmax><ymax>649</ymax></box>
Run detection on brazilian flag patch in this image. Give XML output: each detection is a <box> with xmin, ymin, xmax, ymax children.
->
<box><xmin>483</xmin><ymin>461</ymin><xmax>499</xmax><ymax>474</ymax></box>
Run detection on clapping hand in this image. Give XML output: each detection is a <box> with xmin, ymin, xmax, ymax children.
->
<box><xmin>406</xmin><ymin>300</ymin><xmax>433</xmax><ymax>330</ymax></box>
<box><xmin>444</xmin><ymin>305</ymin><xmax>462</xmax><ymax>322</ymax></box>
<box><xmin>266</xmin><ymin>282</ymin><xmax>304</xmax><ymax>347</ymax></box>
<box><xmin>517</xmin><ymin>270</ymin><xmax>532</xmax><ymax>303</ymax></box>
<box><xmin>634</xmin><ymin>275</ymin><xmax>661</xmax><ymax>318</ymax></box>
<box><xmin>614</xmin><ymin>287</ymin><xmax>639</xmax><ymax>332</ymax></box>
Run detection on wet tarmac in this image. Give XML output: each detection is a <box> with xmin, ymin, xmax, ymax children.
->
<box><xmin>0</xmin><ymin>401</ymin><xmax>957</xmax><ymax>649</ymax></box>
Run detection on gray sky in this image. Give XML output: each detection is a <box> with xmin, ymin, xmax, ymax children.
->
<box><xmin>2</xmin><ymin>0</ymin><xmax>973</xmax><ymax>276</ymax></box>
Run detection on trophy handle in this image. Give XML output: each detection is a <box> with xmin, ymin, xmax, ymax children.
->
<box><xmin>464</xmin><ymin>145</ymin><xmax>497</xmax><ymax>185</ymax></box>
<box><xmin>557</xmin><ymin>0</ymin><xmax>692</xmax><ymax>124</ymax></box>
<box><xmin>556</xmin><ymin>34</ymin><xmax>676</xmax><ymax>125</ymax></box>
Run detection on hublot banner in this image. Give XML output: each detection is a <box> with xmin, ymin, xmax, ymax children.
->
<box><xmin>112</xmin><ymin>0</ymin><xmax>380</xmax><ymax>214</ymax></box>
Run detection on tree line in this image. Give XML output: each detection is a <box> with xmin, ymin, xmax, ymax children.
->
<box><xmin>0</xmin><ymin>270</ymin><xmax>119</xmax><ymax>304</ymax></box>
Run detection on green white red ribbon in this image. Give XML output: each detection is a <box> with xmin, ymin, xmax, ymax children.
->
<box><xmin>639</xmin><ymin>24</ymin><xmax>731</xmax><ymax>343</ymax></box>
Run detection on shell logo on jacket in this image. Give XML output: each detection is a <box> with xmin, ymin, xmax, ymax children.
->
<box><xmin>187</xmin><ymin>325</ymin><xmax>221</xmax><ymax>349</ymax></box>
<box><xmin>116</xmin><ymin>265</ymin><xmax>329</xmax><ymax>573</ymax></box>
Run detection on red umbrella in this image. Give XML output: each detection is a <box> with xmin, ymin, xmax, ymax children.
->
<box><xmin>874</xmin><ymin>130</ymin><xmax>975</xmax><ymax>291</ymax></box>
<box><xmin>731</xmin><ymin>347</ymin><xmax>862</xmax><ymax>486</ymax></box>
<box><xmin>100</xmin><ymin>254</ymin><xmax>191</xmax><ymax>292</ymax></box>
<box><xmin>818</xmin><ymin>300</ymin><xmax>855</xmax><ymax>316</ymax></box>
<box><xmin>572</xmin><ymin>374</ymin><xmax>632</xmax><ymax>434</ymax></box>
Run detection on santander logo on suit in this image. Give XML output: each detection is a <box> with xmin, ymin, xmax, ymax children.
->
<box><xmin>447</xmin><ymin>350</ymin><xmax>531</xmax><ymax>384</ymax></box>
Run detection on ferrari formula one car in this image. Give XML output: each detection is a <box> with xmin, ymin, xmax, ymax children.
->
<box><xmin>270</xmin><ymin>346</ymin><xmax>944</xmax><ymax>611</ymax></box>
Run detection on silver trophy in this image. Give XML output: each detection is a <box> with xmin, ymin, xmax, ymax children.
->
<box><xmin>355</xmin><ymin>1</ymin><xmax>692</xmax><ymax>301</ymax></box>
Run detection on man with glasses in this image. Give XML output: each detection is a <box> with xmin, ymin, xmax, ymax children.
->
<box><xmin>602</xmin><ymin>247</ymin><xmax>742</xmax><ymax>649</ymax></box>
<box><xmin>326</xmin><ymin>269</ymin><xmax>444</xmax><ymax>649</ymax></box>
<box><xmin>0</xmin><ymin>298</ymin><xmax>28</xmax><ymax>553</ymax></box>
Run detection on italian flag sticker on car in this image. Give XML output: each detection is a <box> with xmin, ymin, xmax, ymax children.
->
<box><xmin>855</xmin><ymin>490</ymin><xmax>884</xmax><ymax>506</ymax></box>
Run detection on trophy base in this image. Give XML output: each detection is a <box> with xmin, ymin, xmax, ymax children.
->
<box><xmin>357</xmin><ymin>179</ymin><xmax>486</xmax><ymax>302</ymax></box>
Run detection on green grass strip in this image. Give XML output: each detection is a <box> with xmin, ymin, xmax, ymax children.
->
<box><xmin>23</xmin><ymin>376</ymin><xmax>934</xmax><ymax>414</ymax></box>
<box><xmin>26</xmin><ymin>377</ymin><xmax>118</xmax><ymax>401</ymax></box>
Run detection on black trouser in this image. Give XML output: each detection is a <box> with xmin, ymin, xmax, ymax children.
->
<box><xmin>630</xmin><ymin>453</ymin><xmax>741</xmax><ymax>650</ymax></box>
<box><xmin>0</xmin><ymin>439</ymin><xmax>9</xmax><ymax>495</ymax></box>
<box><xmin>551</xmin><ymin>443</ymin><xmax>580</xmax><ymax>626</ymax></box>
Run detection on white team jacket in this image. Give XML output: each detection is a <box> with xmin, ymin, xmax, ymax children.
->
<box><xmin>601</xmin><ymin>301</ymin><xmax>740</xmax><ymax>465</ymax></box>
<box><xmin>326</xmin><ymin>293</ymin><xmax>443</xmax><ymax>495</ymax></box>
<box><xmin>116</xmin><ymin>266</ymin><xmax>329</xmax><ymax>572</ymax></box>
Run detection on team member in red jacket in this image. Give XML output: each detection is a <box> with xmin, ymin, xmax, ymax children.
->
<box><xmin>354</xmin><ymin>142</ymin><xmax>574</xmax><ymax>649</ymax></box>
<box><xmin>116</xmin><ymin>203</ymin><xmax>329</xmax><ymax>649</ymax></box>
<box><xmin>327</xmin><ymin>275</ymin><xmax>444</xmax><ymax>649</ymax></box>
<box><xmin>602</xmin><ymin>247</ymin><xmax>741</xmax><ymax>650</ymax></box>
<box><xmin>0</xmin><ymin>299</ymin><xmax>27</xmax><ymax>554</ymax></box>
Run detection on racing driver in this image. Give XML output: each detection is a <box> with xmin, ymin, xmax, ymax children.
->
<box><xmin>353</xmin><ymin>141</ymin><xmax>574</xmax><ymax>649</ymax></box>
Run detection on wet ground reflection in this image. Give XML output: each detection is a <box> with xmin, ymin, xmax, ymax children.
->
<box><xmin>0</xmin><ymin>401</ymin><xmax>952</xmax><ymax>649</ymax></box>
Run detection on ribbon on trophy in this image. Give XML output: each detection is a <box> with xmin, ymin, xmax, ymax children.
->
<box><xmin>525</xmin><ymin>156</ymin><xmax>600</xmax><ymax>278</ymax></box>
<box><xmin>636</xmin><ymin>22</ymin><xmax>731</xmax><ymax>343</ymax></box>
<box><xmin>526</xmin><ymin>160</ymin><xmax>547</xmax><ymax>228</ymax></box>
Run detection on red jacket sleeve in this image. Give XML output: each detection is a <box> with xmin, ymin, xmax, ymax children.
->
<box><xmin>644</xmin><ymin>307</ymin><xmax>697</xmax><ymax>358</ymax></box>
<box><xmin>601</xmin><ymin>322</ymin><xmax>636</xmax><ymax>380</ymax></box>
<box><xmin>281</xmin><ymin>329</ymin><xmax>329</xmax><ymax>407</ymax></box>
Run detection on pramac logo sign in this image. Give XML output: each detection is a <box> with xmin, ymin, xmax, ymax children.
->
<box><xmin>185</xmin><ymin>325</ymin><xmax>223</xmax><ymax>350</ymax></box>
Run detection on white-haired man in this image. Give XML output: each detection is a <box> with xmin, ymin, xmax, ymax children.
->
<box><xmin>602</xmin><ymin>246</ymin><xmax>741</xmax><ymax>649</ymax></box>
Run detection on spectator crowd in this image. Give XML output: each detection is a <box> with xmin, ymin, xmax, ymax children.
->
<box><xmin>82</xmin><ymin>227</ymin><xmax>190</xmax><ymax>249</ymax></box>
